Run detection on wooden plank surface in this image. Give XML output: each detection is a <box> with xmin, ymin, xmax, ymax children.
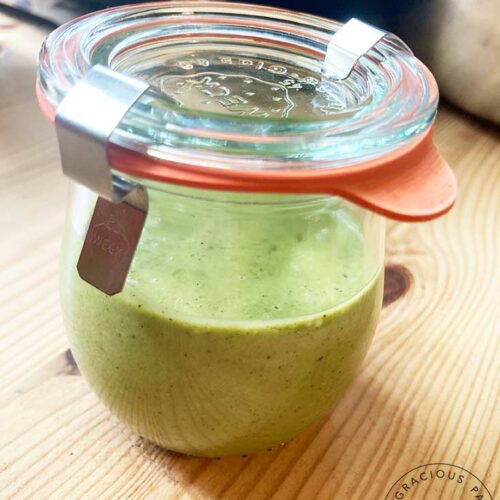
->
<box><xmin>0</xmin><ymin>9</ymin><xmax>498</xmax><ymax>500</ymax></box>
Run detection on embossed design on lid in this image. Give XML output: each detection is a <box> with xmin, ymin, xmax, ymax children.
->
<box><xmin>38</xmin><ymin>1</ymin><xmax>437</xmax><ymax>169</ymax></box>
<box><xmin>37</xmin><ymin>1</ymin><xmax>456</xmax><ymax>221</ymax></box>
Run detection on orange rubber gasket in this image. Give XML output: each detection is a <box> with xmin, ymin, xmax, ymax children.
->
<box><xmin>37</xmin><ymin>82</ymin><xmax>457</xmax><ymax>221</ymax></box>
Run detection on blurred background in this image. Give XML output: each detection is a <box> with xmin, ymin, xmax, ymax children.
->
<box><xmin>0</xmin><ymin>0</ymin><xmax>498</xmax><ymax>123</ymax></box>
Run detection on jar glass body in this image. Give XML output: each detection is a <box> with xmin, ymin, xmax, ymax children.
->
<box><xmin>61</xmin><ymin>181</ymin><xmax>385</xmax><ymax>457</ymax></box>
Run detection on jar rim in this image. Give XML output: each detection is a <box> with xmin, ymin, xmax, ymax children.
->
<box><xmin>37</xmin><ymin>1</ymin><xmax>438</xmax><ymax>171</ymax></box>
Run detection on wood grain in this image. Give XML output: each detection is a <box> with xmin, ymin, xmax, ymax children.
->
<box><xmin>0</xmin><ymin>9</ymin><xmax>499</xmax><ymax>500</ymax></box>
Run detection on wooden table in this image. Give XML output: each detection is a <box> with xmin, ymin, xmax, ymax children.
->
<box><xmin>0</xmin><ymin>10</ymin><xmax>498</xmax><ymax>500</ymax></box>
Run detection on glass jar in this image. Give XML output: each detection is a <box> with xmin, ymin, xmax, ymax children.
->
<box><xmin>37</xmin><ymin>2</ymin><xmax>455</xmax><ymax>457</ymax></box>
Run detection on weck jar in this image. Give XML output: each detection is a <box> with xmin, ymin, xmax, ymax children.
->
<box><xmin>37</xmin><ymin>1</ymin><xmax>456</xmax><ymax>457</ymax></box>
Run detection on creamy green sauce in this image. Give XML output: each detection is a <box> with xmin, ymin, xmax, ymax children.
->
<box><xmin>62</xmin><ymin>189</ymin><xmax>383</xmax><ymax>456</ymax></box>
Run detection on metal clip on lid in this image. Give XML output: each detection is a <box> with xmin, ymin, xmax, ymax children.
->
<box><xmin>323</xmin><ymin>18</ymin><xmax>411</xmax><ymax>80</ymax></box>
<box><xmin>55</xmin><ymin>65</ymin><xmax>150</xmax><ymax>295</ymax></box>
<box><xmin>55</xmin><ymin>65</ymin><xmax>149</xmax><ymax>207</ymax></box>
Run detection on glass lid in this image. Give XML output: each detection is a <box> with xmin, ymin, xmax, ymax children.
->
<box><xmin>38</xmin><ymin>1</ymin><xmax>439</xmax><ymax>170</ymax></box>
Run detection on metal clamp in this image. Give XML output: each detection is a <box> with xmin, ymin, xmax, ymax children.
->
<box><xmin>55</xmin><ymin>64</ymin><xmax>149</xmax><ymax>209</ymax></box>
<box><xmin>55</xmin><ymin>65</ymin><xmax>151</xmax><ymax>295</ymax></box>
<box><xmin>323</xmin><ymin>18</ymin><xmax>411</xmax><ymax>80</ymax></box>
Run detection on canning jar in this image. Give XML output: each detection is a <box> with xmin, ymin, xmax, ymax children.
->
<box><xmin>37</xmin><ymin>2</ymin><xmax>456</xmax><ymax>457</ymax></box>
